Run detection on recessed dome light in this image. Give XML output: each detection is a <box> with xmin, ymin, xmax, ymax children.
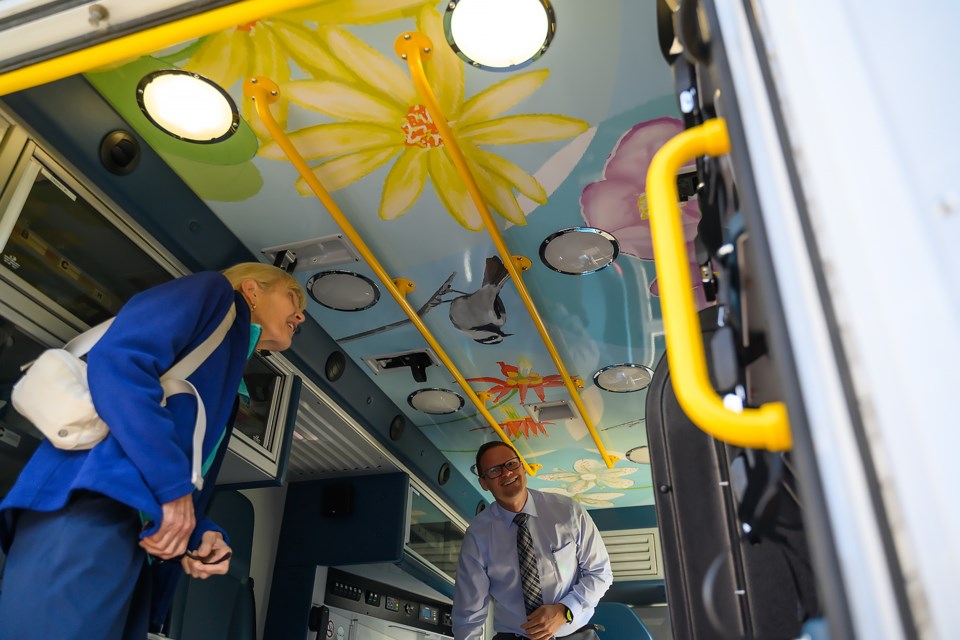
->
<box><xmin>540</xmin><ymin>227</ymin><xmax>619</xmax><ymax>275</ymax></box>
<box><xmin>307</xmin><ymin>270</ymin><xmax>380</xmax><ymax>312</ymax></box>
<box><xmin>593</xmin><ymin>363</ymin><xmax>654</xmax><ymax>393</ymax></box>
<box><xmin>408</xmin><ymin>388</ymin><xmax>465</xmax><ymax>415</ymax></box>
<box><xmin>137</xmin><ymin>70</ymin><xmax>239</xmax><ymax>143</ymax></box>
<box><xmin>444</xmin><ymin>0</ymin><xmax>556</xmax><ymax>71</ymax></box>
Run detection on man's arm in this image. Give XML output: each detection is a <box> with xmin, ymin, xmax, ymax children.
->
<box><xmin>452</xmin><ymin>531</ymin><xmax>490</xmax><ymax>640</ymax></box>
<box><xmin>558</xmin><ymin>502</ymin><xmax>614</xmax><ymax>619</ymax></box>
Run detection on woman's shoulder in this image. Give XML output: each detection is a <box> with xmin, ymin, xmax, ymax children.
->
<box><xmin>135</xmin><ymin>271</ymin><xmax>232</xmax><ymax>302</ymax></box>
<box><xmin>113</xmin><ymin>272</ymin><xmax>236</xmax><ymax>331</ymax></box>
<box><xmin>172</xmin><ymin>271</ymin><xmax>232</xmax><ymax>293</ymax></box>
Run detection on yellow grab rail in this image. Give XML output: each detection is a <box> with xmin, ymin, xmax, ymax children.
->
<box><xmin>394</xmin><ymin>32</ymin><xmax>618</xmax><ymax>469</ymax></box>
<box><xmin>0</xmin><ymin>0</ymin><xmax>322</xmax><ymax>97</ymax></box>
<box><xmin>245</xmin><ymin>77</ymin><xmax>541</xmax><ymax>476</ymax></box>
<box><xmin>646</xmin><ymin>118</ymin><xmax>792</xmax><ymax>451</ymax></box>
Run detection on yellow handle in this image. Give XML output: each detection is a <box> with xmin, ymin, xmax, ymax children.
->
<box><xmin>395</xmin><ymin>32</ymin><xmax>618</xmax><ymax>469</ymax></box>
<box><xmin>245</xmin><ymin>77</ymin><xmax>541</xmax><ymax>476</ymax></box>
<box><xmin>646</xmin><ymin>118</ymin><xmax>792</xmax><ymax>451</ymax></box>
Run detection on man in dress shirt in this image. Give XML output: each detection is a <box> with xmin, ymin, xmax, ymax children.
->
<box><xmin>453</xmin><ymin>441</ymin><xmax>614</xmax><ymax>640</ymax></box>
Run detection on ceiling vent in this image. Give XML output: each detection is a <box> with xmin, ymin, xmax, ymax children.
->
<box><xmin>287</xmin><ymin>383</ymin><xmax>395</xmax><ymax>479</ymax></box>
<box><xmin>602</xmin><ymin>527</ymin><xmax>664</xmax><ymax>580</ymax></box>
<box><xmin>364</xmin><ymin>349</ymin><xmax>441</xmax><ymax>383</ymax></box>
<box><xmin>524</xmin><ymin>399</ymin><xmax>576</xmax><ymax>422</ymax></box>
<box><xmin>261</xmin><ymin>233</ymin><xmax>361</xmax><ymax>272</ymax></box>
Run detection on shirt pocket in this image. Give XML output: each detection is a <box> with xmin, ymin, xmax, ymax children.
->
<box><xmin>550</xmin><ymin>541</ymin><xmax>578</xmax><ymax>586</ymax></box>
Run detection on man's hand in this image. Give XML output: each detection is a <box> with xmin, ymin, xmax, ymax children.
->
<box><xmin>139</xmin><ymin>493</ymin><xmax>195</xmax><ymax>559</ymax></box>
<box><xmin>521</xmin><ymin>603</ymin><xmax>567</xmax><ymax>640</ymax></box>
<box><xmin>181</xmin><ymin>530</ymin><xmax>232</xmax><ymax>580</ymax></box>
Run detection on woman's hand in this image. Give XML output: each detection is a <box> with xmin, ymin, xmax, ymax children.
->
<box><xmin>139</xmin><ymin>493</ymin><xmax>195</xmax><ymax>559</ymax></box>
<box><xmin>181</xmin><ymin>530</ymin><xmax>233</xmax><ymax>579</ymax></box>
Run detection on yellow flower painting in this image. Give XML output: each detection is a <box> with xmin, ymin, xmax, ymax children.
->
<box><xmin>259</xmin><ymin>7</ymin><xmax>589</xmax><ymax>230</ymax></box>
<box><xmin>170</xmin><ymin>0</ymin><xmax>435</xmax><ymax>139</ymax></box>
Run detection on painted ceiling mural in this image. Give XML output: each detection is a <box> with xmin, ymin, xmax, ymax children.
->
<box><xmin>90</xmin><ymin>0</ymin><xmax>705</xmax><ymax>509</ymax></box>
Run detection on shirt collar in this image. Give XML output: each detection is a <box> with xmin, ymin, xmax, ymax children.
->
<box><xmin>490</xmin><ymin>489</ymin><xmax>539</xmax><ymax>526</ymax></box>
<box><xmin>238</xmin><ymin>323</ymin><xmax>263</xmax><ymax>403</ymax></box>
<box><xmin>247</xmin><ymin>323</ymin><xmax>262</xmax><ymax>358</ymax></box>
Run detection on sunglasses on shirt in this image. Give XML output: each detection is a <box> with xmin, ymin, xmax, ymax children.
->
<box><xmin>154</xmin><ymin>549</ymin><xmax>232</xmax><ymax>565</ymax></box>
<box><xmin>185</xmin><ymin>549</ymin><xmax>232</xmax><ymax>565</ymax></box>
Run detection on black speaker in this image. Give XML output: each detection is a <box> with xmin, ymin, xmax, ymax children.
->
<box><xmin>308</xmin><ymin>605</ymin><xmax>329</xmax><ymax>633</ymax></box>
<box><xmin>321</xmin><ymin>483</ymin><xmax>353</xmax><ymax>517</ymax></box>
<box><xmin>99</xmin><ymin>130</ymin><xmax>141</xmax><ymax>175</ymax></box>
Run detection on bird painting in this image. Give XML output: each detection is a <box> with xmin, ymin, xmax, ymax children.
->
<box><xmin>448</xmin><ymin>256</ymin><xmax>512</xmax><ymax>345</ymax></box>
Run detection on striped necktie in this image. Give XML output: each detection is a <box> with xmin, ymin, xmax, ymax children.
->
<box><xmin>514</xmin><ymin>512</ymin><xmax>544</xmax><ymax>615</ymax></box>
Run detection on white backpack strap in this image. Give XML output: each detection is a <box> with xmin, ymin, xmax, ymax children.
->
<box><xmin>63</xmin><ymin>318</ymin><xmax>114</xmax><ymax>357</ymax></box>
<box><xmin>160</xmin><ymin>378</ymin><xmax>206</xmax><ymax>491</ymax></box>
<box><xmin>162</xmin><ymin>303</ymin><xmax>237</xmax><ymax>383</ymax></box>
<box><xmin>55</xmin><ymin>303</ymin><xmax>235</xmax><ymax>491</ymax></box>
<box><xmin>159</xmin><ymin>302</ymin><xmax>237</xmax><ymax>491</ymax></box>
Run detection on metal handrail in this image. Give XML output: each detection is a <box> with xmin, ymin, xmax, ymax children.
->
<box><xmin>646</xmin><ymin>118</ymin><xmax>792</xmax><ymax>451</ymax></box>
<box><xmin>394</xmin><ymin>32</ymin><xmax>618</xmax><ymax>469</ymax></box>
<box><xmin>0</xmin><ymin>0</ymin><xmax>321</xmax><ymax>96</ymax></box>
<box><xmin>245</xmin><ymin>77</ymin><xmax>542</xmax><ymax>476</ymax></box>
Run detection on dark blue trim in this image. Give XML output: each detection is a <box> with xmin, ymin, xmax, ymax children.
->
<box><xmin>589</xmin><ymin>505</ymin><xmax>658</xmax><ymax>532</ymax></box>
<box><xmin>603</xmin><ymin>580</ymin><xmax>666</xmax><ymax>606</ymax></box>
<box><xmin>264</xmin><ymin>564</ymin><xmax>315</xmax><ymax>640</ymax></box>
<box><xmin>275</xmin><ymin>473</ymin><xmax>408</xmax><ymax>568</ymax></box>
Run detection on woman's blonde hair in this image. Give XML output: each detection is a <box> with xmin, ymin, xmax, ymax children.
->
<box><xmin>222</xmin><ymin>262</ymin><xmax>307</xmax><ymax>311</ymax></box>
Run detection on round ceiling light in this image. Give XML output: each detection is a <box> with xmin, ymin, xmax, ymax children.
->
<box><xmin>307</xmin><ymin>270</ymin><xmax>380</xmax><ymax>312</ymax></box>
<box><xmin>593</xmin><ymin>363</ymin><xmax>654</xmax><ymax>393</ymax></box>
<box><xmin>444</xmin><ymin>0</ymin><xmax>556</xmax><ymax>71</ymax></box>
<box><xmin>137</xmin><ymin>69</ymin><xmax>239</xmax><ymax>143</ymax></box>
<box><xmin>408</xmin><ymin>388</ymin><xmax>465</xmax><ymax>415</ymax></box>
<box><xmin>626</xmin><ymin>445</ymin><xmax>650</xmax><ymax>464</ymax></box>
<box><xmin>540</xmin><ymin>227</ymin><xmax>620</xmax><ymax>275</ymax></box>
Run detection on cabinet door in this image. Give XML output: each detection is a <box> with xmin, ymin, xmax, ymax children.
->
<box><xmin>0</xmin><ymin>147</ymin><xmax>177</xmax><ymax>330</ymax></box>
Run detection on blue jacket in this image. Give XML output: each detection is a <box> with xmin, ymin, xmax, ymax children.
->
<box><xmin>1</xmin><ymin>271</ymin><xmax>250</xmax><ymax>549</ymax></box>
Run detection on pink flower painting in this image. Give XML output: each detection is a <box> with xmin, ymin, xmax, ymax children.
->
<box><xmin>580</xmin><ymin>117</ymin><xmax>706</xmax><ymax>306</ymax></box>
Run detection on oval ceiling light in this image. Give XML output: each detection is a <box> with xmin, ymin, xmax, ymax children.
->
<box><xmin>408</xmin><ymin>388</ymin><xmax>465</xmax><ymax>415</ymax></box>
<box><xmin>626</xmin><ymin>445</ymin><xmax>651</xmax><ymax>464</ymax></box>
<box><xmin>307</xmin><ymin>270</ymin><xmax>380</xmax><ymax>312</ymax></box>
<box><xmin>540</xmin><ymin>227</ymin><xmax>620</xmax><ymax>275</ymax></box>
<box><xmin>137</xmin><ymin>69</ymin><xmax>239</xmax><ymax>143</ymax></box>
<box><xmin>593</xmin><ymin>363</ymin><xmax>654</xmax><ymax>393</ymax></box>
<box><xmin>444</xmin><ymin>0</ymin><xmax>556</xmax><ymax>71</ymax></box>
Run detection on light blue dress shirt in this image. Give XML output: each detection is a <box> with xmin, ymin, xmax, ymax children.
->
<box><xmin>452</xmin><ymin>489</ymin><xmax>614</xmax><ymax>639</ymax></box>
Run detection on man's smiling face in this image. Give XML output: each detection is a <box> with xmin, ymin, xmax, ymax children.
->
<box><xmin>478</xmin><ymin>443</ymin><xmax>527</xmax><ymax>511</ymax></box>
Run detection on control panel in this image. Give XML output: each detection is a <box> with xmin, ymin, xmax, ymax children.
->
<box><xmin>324</xmin><ymin>567</ymin><xmax>453</xmax><ymax>636</ymax></box>
<box><xmin>329</xmin><ymin>580</ymin><xmax>363</xmax><ymax>601</ymax></box>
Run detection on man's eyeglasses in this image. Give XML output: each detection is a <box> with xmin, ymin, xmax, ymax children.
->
<box><xmin>474</xmin><ymin>457</ymin><xmax>522</xmax><ymax>480</ymax></box>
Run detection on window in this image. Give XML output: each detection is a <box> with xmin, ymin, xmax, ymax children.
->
<box><xmin>407</xmin><ymin>488</ymin><xmax>465</xmax><ymax>582</ymax></box>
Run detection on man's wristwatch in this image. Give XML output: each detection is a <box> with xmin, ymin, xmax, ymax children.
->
<box><xmin>563</xmin><ymin>605</ymin><xmax>574</xmax><ymax>624</ymax></box>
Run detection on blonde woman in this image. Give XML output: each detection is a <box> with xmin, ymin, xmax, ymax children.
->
<box><xmin>0</xmin><ymin>263</ymin><xmax>306</xmax><ymax>639</ymax></box>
